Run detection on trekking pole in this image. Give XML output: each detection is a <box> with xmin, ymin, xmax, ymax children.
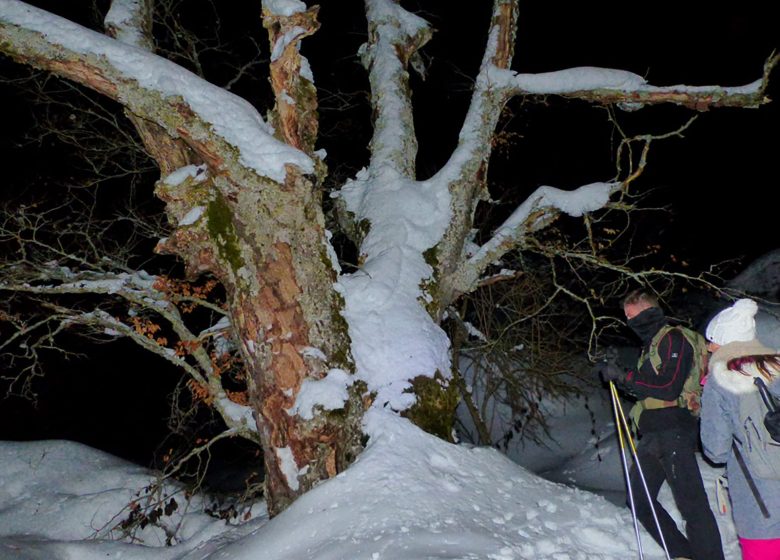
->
<box><xmin>610</xmin><ymin>382</ymin><xmax>672</xmax><ymax>560</ymax></box>
<box><xmin>609</xmin><ymin>383</ymin><xmax>645</xmax><ymax>560</ymax></box>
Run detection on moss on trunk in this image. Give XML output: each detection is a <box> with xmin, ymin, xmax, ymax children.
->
<box><xmin>405</xmin><ymin>373</ymin><xmax>460</xmax><ymax>441</ymax></box>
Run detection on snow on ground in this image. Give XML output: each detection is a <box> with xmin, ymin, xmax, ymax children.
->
<box><xmin>3</xmin><ymin>238</ymin><xmax>774</xmax><ymax>560</ymax></box>
<box><xmin>0</xmin><ymin>408</ymin><xmax>741</xmax><ymax>560</ymax></box>
<box><xmin>0</xmin><ymin>439</ymin><xmax>239</xmax><ymax>559</ymax></box>
<box><xmin>5</xmin><ymin>254</ymin><xmax>778</xmax><ymax>559</ymax></box>
<box><xmin>508</xmin><ymin>397</ymin><xmax>742</xmax><ymax>559</ymax></box>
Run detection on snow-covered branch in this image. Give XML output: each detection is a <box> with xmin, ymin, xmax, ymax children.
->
<box><xmin>0</xmin><ymin>0</ymin><xmax>312</xmax><ymax>184</ymax></box>
<box><xmin>0</xmin><ymin>268</ymin><xmax>257</xmax><ymax>441</ymax></box>
<box><xmin>63</xmin><ymin>307</ymin><xmax>258</xmax><ymax>441</ymax></box>
<box><xmin>361</xmin><ymin>0</ymin><xmax>432</xmax><ymax>177</ymax></box>
<box><xmin>432</xmin><ymin>0</ymin><xmax>517</xmax><ymax>189</ymax></box>
<box><xmin>448</xmin><ymin>182</ymin><xmax>622</xmax><ymax>296</ymax></box>
<box><xmin>428</xmin><ymin>0</ymin><xmax>518</xmax><ymax>305</ymax></box>
<box><xmin>103</xmin><ymin>0</ymin><xmax>198</xmax><ymax>176</ymax></box>
<box><xmin>490</xmin><ymin>54</ymin><xmax>779</xmax><ymax>110</ymax></box>
<box><xmin>429</xmin><ymin>1</ymin><xmax>775</xmax><ymax>306</ymax></box>
<box><xmin>104</xmin><ymin>0</ymin><xmax>154</xmax><ymax>50</ymax></box>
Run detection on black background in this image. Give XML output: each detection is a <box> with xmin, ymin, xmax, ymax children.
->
<box><xmin>0</xmin><ymin>1</ymin><xmax>777</xmax><ymax>466</ymax></box>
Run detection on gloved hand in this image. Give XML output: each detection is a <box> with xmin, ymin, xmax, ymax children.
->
<box><xmin>590</xmin><ymin>360</ymin><xmax>628</xmax><ymax>383</ymax></box>
<box><xmin>600</xmin><ymin>362</ymin><xmax>627</xmax><ymax>383</ymax></box>
<box><xmin>604</xmin><ymin>345</ymin><xmax>639</xmax><ymax>369</ymax></box>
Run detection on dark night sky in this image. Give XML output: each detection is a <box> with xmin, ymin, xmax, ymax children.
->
<box><xmin>2</xmin><ymin>1</ymin><xmax>777</xmax><ymax>261</ymax></box>
<box><xmin>0</xmin><ymin>1</ymin><xmax>778</xmax><ymax>466</ymax></box>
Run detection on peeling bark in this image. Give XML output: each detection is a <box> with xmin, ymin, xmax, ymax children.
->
<box><xmin>164</xmin><ymin>166</ymin><xmax>363</xmax><ymax>516</ymax></box>
<box><xmin>263</xmin><ymin>5</ymin><xmax>320</xmax><ymax>154</ymax></box>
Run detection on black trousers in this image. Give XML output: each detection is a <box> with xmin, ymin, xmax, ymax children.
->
<box><xmin>628</xmin><ymin>428</ymin><xmax>724</xmax><ymax>560</ymax></box>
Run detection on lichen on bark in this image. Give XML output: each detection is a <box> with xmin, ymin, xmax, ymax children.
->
<box><xmin>206</xmin><ymin>193</ymin><xmax>245</xmax><ymax>273</ymax></box>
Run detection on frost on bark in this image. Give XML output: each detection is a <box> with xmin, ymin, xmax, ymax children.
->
<box><xmin>0</xmin><ymin>0</ymin><xmax>776</xmax><ymax>515</ymax></box>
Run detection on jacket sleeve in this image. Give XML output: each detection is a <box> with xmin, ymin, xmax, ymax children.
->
<box><xmin>700</xmin><ymin>380</ymin><xmax>732</xmax><ymax>464</ymax></box>
<box><xmin>623</xmin><ymin>329</ymin><xmax>692</xmax><ymax>401</ymax></box>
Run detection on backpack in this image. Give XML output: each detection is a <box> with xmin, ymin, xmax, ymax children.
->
<box><xmin>630</xmin><ymin>325</ymin><xmax>709</xmax><ymax>427</ymax></box>
<box><xmin>734</xmin><ymin>378</ymin><xmax>780</xmax><ymax>480</ymax></box>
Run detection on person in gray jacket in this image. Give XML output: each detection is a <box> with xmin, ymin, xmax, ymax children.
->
<box><xmin>700</xmin><ymin>298</ymin><xmax>780</xmax><ymax>560</ymax></box>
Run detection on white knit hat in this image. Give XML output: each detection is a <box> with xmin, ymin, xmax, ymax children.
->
<box><xmin>705</xmin><ymin>298</ymin><xmax>758</xmax><ymax>345</ymax></box>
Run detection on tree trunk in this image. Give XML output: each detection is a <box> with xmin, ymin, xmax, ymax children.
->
<box><xmin>156</xmin><ymin>161</ymin><xmax>363</xmax><ymax>515</ymax></box>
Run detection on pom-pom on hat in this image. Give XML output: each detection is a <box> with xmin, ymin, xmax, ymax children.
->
<box><xmin>705</xmin><ymin>298</ymin><xmax>758</xmax><ymax>346</ymax></box>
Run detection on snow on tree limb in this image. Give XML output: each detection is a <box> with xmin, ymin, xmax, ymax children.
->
<box><xmin>489</xmin><ymin>55</ymin><xmax>780</xmax><ymax>110</ymax></box>
<box><xmin>104</xmin><ymin>0</ymin><xmax>154</xmax><ymax>50</ymax></box>
<box><xmin>474</xmin><ymin>182</ymin><xmax>620</xmax><ymax>257</ymax></box>
<box><xmin>361</xmin><ymin>0</ymin><xmax>432</xmax><ymax>177</ymax></box>
<box><xmin>429</xmin><ymin>0</ymin><xmax>775</xmax><ymax>304</ymax></box>
<box><xmin>103</xmin><ymin>0</ymin><xmax>194</xmax><ymax>176</ymax></box>
<box><xmin>264</xmin><ymin>0</ymin><xmax>307</xmax><ymax>17</ymax></box>
<box><xmin>429</xmin><ymin>0</ymin><xmax>518</xmax><ymax>307</ymax></box>
<box><xmin>0</xmin><ymin>268</ymin><xmax>257</xmax><ymax>438</ymax></box>
<box><xmin>449</xmin><ymin>182</ymin><xmax>622</xmax><ymax>296</ymax></box>
<box><xmin>329</xmin><ymin>1</ymin><xmax>455</xmax><ymax>413</ymax></box>
<box><xmin>431</xmin><ymin>0</ymin><xmax>517</xmax><ymax>189</ymax></box>
<box><xmin>0</xmin><ymin>0</ymin><xmax>313</xmax><ymax>183</ymax></box>
<box><xmin>335</xmin><ymin>0</ymin><xmax>437</xmax><ymax>240</ymax></box>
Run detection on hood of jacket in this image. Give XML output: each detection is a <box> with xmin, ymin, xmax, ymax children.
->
<box><xmin>709</xmin><ymin>339</ymin><xmax>779</xmax><ymax>395</ymax></box>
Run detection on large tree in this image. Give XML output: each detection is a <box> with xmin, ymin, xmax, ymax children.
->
<box><xmin>0</xmin><ymin>0</ymin><xmax>776</xmax><ymax>516</ymax></box>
